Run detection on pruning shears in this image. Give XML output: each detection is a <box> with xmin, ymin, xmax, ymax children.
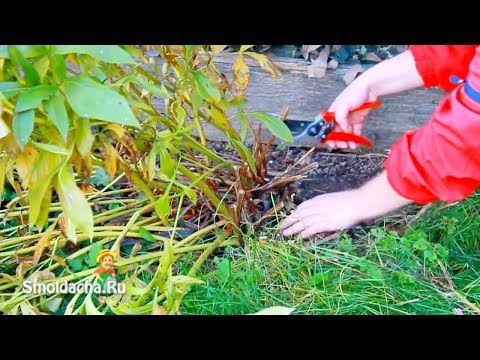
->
<box><xmin>284</xmin><ymin>100</ymin><xmax>382</xmax><ymax>147</ymax></box>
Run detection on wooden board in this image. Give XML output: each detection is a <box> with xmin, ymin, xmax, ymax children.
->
<box><xmin>151</xmin><ymin>54</ymin><xmax>446</xmax><ymax>153</ymax></box>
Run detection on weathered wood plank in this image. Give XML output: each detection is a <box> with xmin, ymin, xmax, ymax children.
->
<box><xmin>151</xmin><ymin>55</ymin><xmax>446</xmax><ymax>152</ymax></box>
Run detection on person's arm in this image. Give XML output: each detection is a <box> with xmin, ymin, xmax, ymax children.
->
<box><xmin>409</xmin><ymin>45</ymin><xmax>477</xmax><ymax>91</ymax></box>
<box><xmin>386</xmin><ymin>46</ymin><xmax>480</xmax><ymax>204</ymax></box>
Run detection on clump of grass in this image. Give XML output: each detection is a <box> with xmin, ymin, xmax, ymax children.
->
<box><xmin>180</xmin><ymin>193</ymin><xmax>480</xmax><ymax>315</ymax></box>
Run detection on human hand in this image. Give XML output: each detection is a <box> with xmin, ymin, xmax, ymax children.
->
<box><xmin>326</xmin><ymin>78</ymin><xmax>378</xmax><ymax>150</ymax></box>
<box><xmin>279</xmin><ymin>172</ymin><xmax>412</xmax><ymax>239</ymax></box>
<box><xmin>279</xmin><ymin>190</ymin><xmax>367</xmax><ymax>239</ymax></box>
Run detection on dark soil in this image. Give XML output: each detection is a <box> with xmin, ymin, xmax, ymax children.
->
<box><xmin>209</xmin><ymin>140</ymin><xmax>386</xmax><ymax>203</ymax></box>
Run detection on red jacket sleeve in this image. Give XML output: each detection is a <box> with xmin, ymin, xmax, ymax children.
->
<box><xmin>410</xmin><ymin>45</ymin><xmax>477</xmax><ymax>92</ymax></box>
<box><xmin>385</xmin><ymin>46</ymin><xmax>480</xmax><ymax>204</ymax></box>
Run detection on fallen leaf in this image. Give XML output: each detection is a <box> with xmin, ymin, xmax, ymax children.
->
<box><xmin>364</xmin><ymin>52</ymin><xmax>383</xmax><ymax>62</ymax></box>
<box><xmin>306</xmin><ymin>46</ymin><xmax>330</xmax><ymax>79</ymax></box>
<box><xmin>46</xmin><ymin>298</ymin><xmax>63</xmax><ymax>313</ymax></box>
<box><xmin>301</xmin><ymin>45</ymin><xmax>321</xmax><ymax>59</ymax></box>
<box><xmin>131</xmin><ymin>242</ymin><xmax>142</xmax><ymax>257</ymax></box>
<box><xmin>327</xmin><ymin>58</ymin><xmax>339</xmax><ymax>69</ymax></box>
<box><xmin>251</xmin><ymin>306</ymin><xmax>295</xmax><ymax>315</ymax></box>
<box><xmin>343</xmin><ymin>64</ymin><xmax>364</xmax><ymax>85</ymax></box>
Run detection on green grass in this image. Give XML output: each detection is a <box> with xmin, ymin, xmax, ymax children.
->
<box><xmin>180</xmin><ymin>194</ymin><xmax>480</xmax><ymax>315</ymax></box>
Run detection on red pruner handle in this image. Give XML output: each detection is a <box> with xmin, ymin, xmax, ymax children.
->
<box><xmin>319</xmin><ymin>100</ymin><xmax>381</xmax><ymax>123</ymax></box>
<box><xmin>350</xmin><ymin>100</ymin><xmax>382</xmax><ymax>113</ymax></box>
<box><xmin>323</xmin><ymin>132</ymin><xmax>373</xmax><ymax>147</ymax></box>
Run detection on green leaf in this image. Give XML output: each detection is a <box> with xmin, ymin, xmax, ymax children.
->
<box><xmin>338</xmin><ymin>235</ymin><xmax>355</xmax><ymax>254</ymax></box>
<box><xmin>424</xmin><ymin>248</ymin><xmax>438</xmax><ymax>263</ymax></box>
<box><xmin>91</xmin><ymin>167</ymin><xmax>110</xmax><ymax>187</ymax></box>
<box><xmin>176</xmin><ymin>104</ymin><xmax>186</xmax><ymax>128</ymax></box>
<box><xmin>51</xmin><ymin>55</ymin><xmax>66</xmax><ymax>83</ymax></box>
<box><xmin>158</xmin><ymin>146</ymin><xmax>174</xmax><ymax>179</ymax></box>
<box><xmin>120</xmin><ymin>45</ymin><xmax>144</xmax><ymax>59</ymax></box>
<box><xmin>154</xmin><ymin>194</ymin><xmax>170</xmax><ymax>218</ymax></box>
<box><xmin>54</xmin><ymin>45</ymin><xmax>136</xmax><ymax>64</ymax></box>
<box><xmin>56</xmin><ymin>166</ymin><xmax>94</xmax><ymax>242</ymax></box>
<box><xmin>33</xmin><ymin>56</ymin><xmax>50</xmax><ymax>81</ymax></box>
<box><xmin>185</xmin><ymin>45</ymin><xmax>197</xmax><ymax>63</ymax></box>
<box><xmin>31</xmin><ymin>141</ymin><xmax>70</xmax><ymax>155</ymax></box>
<box><xmin>436</xmin><ymin>244</ymin><xmax>449</xmax><ymax>259</ymax></box>
<box><xmin>191</xmin><ymin>89</ymin><xmax>203</xmax><ymax>116</ymax></box>
<box><xmin>231</xmin><ymin>139</ymin><xmax>257</xmax><ymax>176</ymax></box>
<box><xmin>251</xmin><ymin>306</ymin><xmax>295</xmax><ymax>315</ymax></box>
<box><xmin>0</xmin><ymin>82</ymin><xmax>24</xmax><ymax>99</ymax></box>
<box><xmin>8</xmin><ymin>45</ymin><xmax>41</xmax><ymax>86</ymax></box>
<box><xmin>0</xmin><ymin>45</ymin><xmax>47</xmax><ymax>59</ymax></box>
<box><xmin>13</xmin><ymin>110</ymin><xmax>35</xmax><ymax>149</ymax></box>
<box><xmin>128</xmin><ymin>76</ymin><xmax>171</xmax><ymax>99</ymax></box>
<box><xmin>366</xmin><ymin>265</ymin><xmax>384</xmax><ymax>281</ymax></box>
<box><xmin>45</xmin><ymin>93</ymin><xmax>69</xmax><ymax>140</ymax></box>
<box><xmin>238</xmin><ymin>112</ymin><xmax>248</xmax><ymax>141</ymax></box>
<box><xmin>88</xmin><ymin>242</ymin><xmax>103</xmax><ymax>267</ymax></box>
<box><xmin>78</xmin><ymin>54</ymin><xmax>107</xmax><ymax>82</ymax></box>
<box><xmin>138</xmin><ymin>227</ymin><xmax>156</xmax><ymax>243</ymax></box>
<box><xmin>62</xmin><ymin>76</ymin><xmax>140</xmax><ymax>128</ymax></box>
<box><xmin>192</xmin><ymin>70</ymin><xmax>221</xmax><ymax>104</ymax></box>
<box><xmin>308</xmin><ymin>273</ymin><xmax>331</xmax><ymax>286</ymax></box>
<box><xmin>68</xmin><ymin>257</ymin><xmax>84</xmax><ymax>272</ymax></box>
<box><xmin>15</xmin><ymin>85</ymin><xmax>58</xmax><ymax>112</ymax></box>
<box><xmin>247</xmin><ymin>112</ymin><xmax>294</xmax><ymax>143</ymax></box>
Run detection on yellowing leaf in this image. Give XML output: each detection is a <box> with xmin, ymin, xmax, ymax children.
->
<box><xmin>101</xmin><ymin>139</ymin><xmax>118</xmax><ymax>181</ymax></box>
<box><xmin>0</xmin><ymin>156</ymin><xmax>7</xmax><ymax>206</ymax></box>
<box><xmin>244</xmin><ymin>52</ymin><xmax>281</xmax><ymax>78</ymax></box>
<box><xmin>28</xmin><ymin>151</ymin><xmax>64</xmax><ymax>226</ymax></box>
<box><xmin>35</xmin><ymin>185</ymin><xmax>52</xmax><ymax>229</ymax></box>
<box><xmin>33</xmin><ymin>222</ymin><xmax>55</xmax><ymax>266</ymax></box>
<box><xmin>146</xmin><ymin>148</ymin><xmax>157</xmax><ymax>182</ymax></box>
<box><xmin>104</xmin><ymin>124</ymin><xmax>126</xmax><ymax>140</ymax></box>
<box><xmin>15</xmin><ymin>145</ymin><xmax>38</xmax><ymax>188</ymax></box>
<box><xmin>232</xmin><ymin>54</ymin><xmax>249</xmax><ymax>96</ymax></box>
<box><xmin>75</xmin><ymin>117</ymin><xmax>95</xmax><ymax>157</ymax></box>
<box><xmin>211</xmin><ymin>45</ymin><xmax>227</xmax><ymax>54</ymax></box>
<box><xmin>56</xmin><ymin>166</ymin><xmax>94</xmax><ymax>243</ymax></box>
<box><xmin>240</xmin><ymin>45</ymin><xmax>254</xmax><ymax>52</ymax></box>
<box><xmin>170</xmin><ymin>275</ymin><xmax>204</xmax><ymax>286</ymax></box>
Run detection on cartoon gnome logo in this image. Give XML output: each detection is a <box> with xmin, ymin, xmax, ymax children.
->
<box><xmin>94</xmin><ymin>249</ymin><xmax>117</xmax><ymax>290</ymax></box>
